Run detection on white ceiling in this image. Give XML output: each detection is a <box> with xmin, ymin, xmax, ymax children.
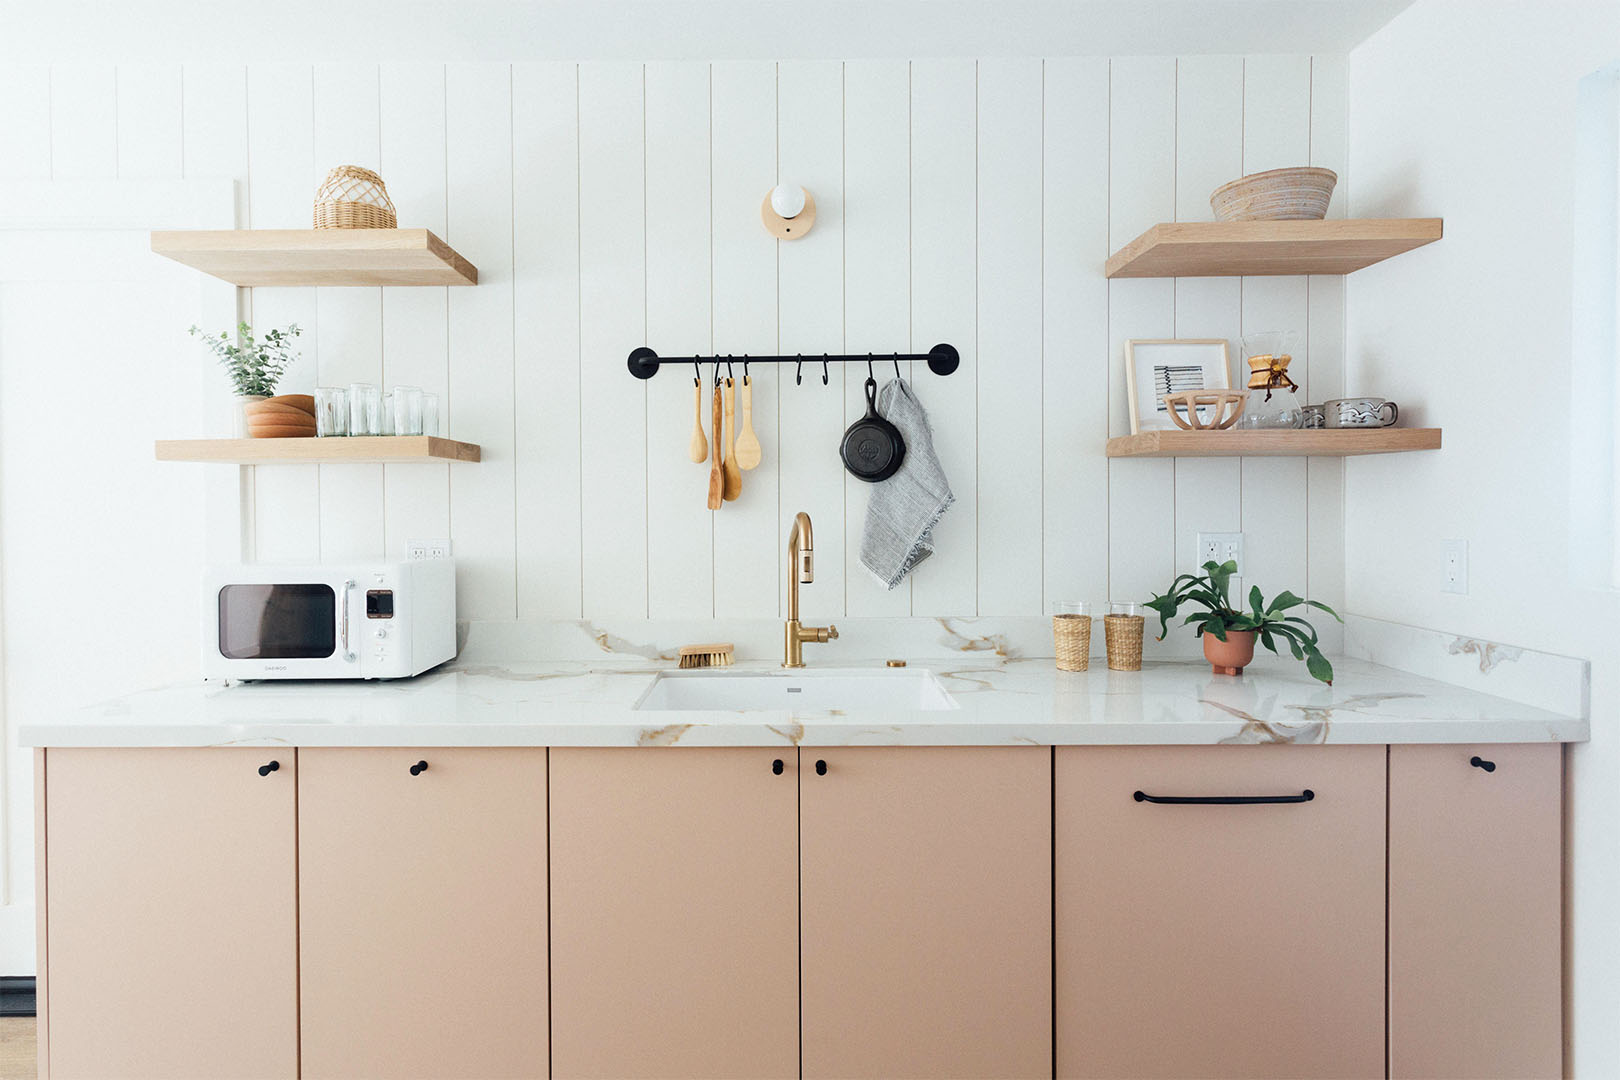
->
<box><xmin>1</xmin><ymin>0</ymin><xmax>1417</xmax><ymax>61</ymax></box>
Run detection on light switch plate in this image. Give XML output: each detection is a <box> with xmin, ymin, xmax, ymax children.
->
<box><xmin>1442</xmin><ymin>538</ymin><xmax>1468</xmax><ymax>594</ymax></box>
<box><xmin>1197</xmin><ymin>532</ymin><xmax>1243</xmax><ymax>575</ymax></box>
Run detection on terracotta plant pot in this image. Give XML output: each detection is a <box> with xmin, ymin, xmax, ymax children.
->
<box><xmin>1204</xmin><ymin>629</ymin><xmax>1256</xmax><ymax>676</ymax></box>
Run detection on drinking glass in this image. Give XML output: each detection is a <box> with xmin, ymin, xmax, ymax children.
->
<box><xmin>1105</xmin><ymin>602</ymin><xmax>1146</xmax><ymax>671</ymax></box>
<box><xmin>421</xmin><ymin>392</ymin><xmax>440</xmax><ymax>437</ymax></box>
<box><xmin>1051</xmin><ymin>601</ymin><xmax>1093</xmax><ymax>672</ymax></box>
<box><xmin>390</xmin><ymin>385</ymin><xmax>424</xmax><ymax>436</ymax></box>
<box><xmin>314</xmin><ymin>387</ymin><xmax>348</xmax><ymax>437</ymax></box>
<box><xmin>348</xmin><ymin>382</ymin><xmax>382</xmax><ymax>436</ymax></box>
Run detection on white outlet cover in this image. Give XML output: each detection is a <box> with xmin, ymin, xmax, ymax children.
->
<box><xmin>1197</xmin><ymin>532</ymin><xmax>1243</xmax><ymax>575</ymax></box>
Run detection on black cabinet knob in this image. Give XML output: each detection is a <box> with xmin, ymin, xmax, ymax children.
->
<box><xmin>815</xmin><ymin>759</ymin><xmax>827</xmax><ymax>776</ymax></box>
<box><xmin>257</xmin><ymin>760</ymin><xmax>280</xmax><ymax>777</ymax></box>
<box><xmin>410</xmin><ymin>760</ymin><xmax>429</xmax><ymax>776</ymax></box>
<box><xmin>772</xmin><ymin>759</ymin><xmax>784</xmax><ymax>775</ymax></box>
<box><xmin>1469</xmin><ymin>756</ymin><xmax>1496</xmax><ymax>772</ymax></box>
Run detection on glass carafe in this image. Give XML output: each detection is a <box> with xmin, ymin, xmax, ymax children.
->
<box><xmin>1238</xmin><ymin>330</ymin><xmax>1303</xmax><ymax>429</ymax></box>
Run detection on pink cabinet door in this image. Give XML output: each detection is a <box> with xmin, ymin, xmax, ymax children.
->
<box><xmin>800</xmin><ymin>747</ymin><xmax>1051</xmax><ymax>1080</ymax></box>
<box><xmin>298</xmin><ymin>748</ymin><xmax>548</xmax><ymax>1079</ymax></box>
<box><xmin>549</xmin><ymin>748</ymin><xmax>798</xmax><ymax>1080</ymax></box>
<box><xmin>1389</xmin><ymin>743</ymin><xmax>1562</xmax><ymax>1079</ymax></box>
<box><xmin>1055</xmin><ymin>745</ymin><xmax>1385</xmax><ymax>1079</ymax></box>
<box><xmin>41</xmin><ymin>747</ymin><xmax>298</xmax><ymax>1079</ymax></box>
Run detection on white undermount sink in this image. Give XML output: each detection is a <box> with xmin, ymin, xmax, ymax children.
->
<box><xmin>634</xmin><ymin>668</ymin><xmax>958</xmax><ymax>712</ymax></box>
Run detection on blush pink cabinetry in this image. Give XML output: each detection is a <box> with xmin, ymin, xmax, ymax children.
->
<box><xmin>1054</xmin><ymin>745</ymin><xmax>1386</xmax><ymax>1080</ymax></box>
<box><xmin>38</xmin><ymin>748</ymin><xmax>298</xmax><ymax>1079</ymax></box>
<box><xmin>800</xmin><ymin>747</ymin><xmax>1052</xmax><ymax>1080</ymax></box>
<box><xmin>297</xmin><ymin>748</ymin><xmax>549</xmax><ymax>1079</ymax></box>
<box><xmin>1388</xmin><ymin>743</ymin><xmax>1563</xmax><ymax>1079</ymax></box>
<box><xmin>548</xmin><ymin>748</ymin><xmax>799</xmax><ymax>1080</ymax></box>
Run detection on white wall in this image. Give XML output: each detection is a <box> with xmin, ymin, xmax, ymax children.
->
<box><xmin>1345</xmin><ymin>1</ymin><xmax>1620</xmax><ymax>1070</ymax></box>
<box><xmin>0</xmin><ymin>57</ymin><xmax>1349</xmax><ymax>627</ymax></box>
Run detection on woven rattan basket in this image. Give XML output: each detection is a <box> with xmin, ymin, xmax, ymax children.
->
<box><xmin>1052</xmin><ymin>615</ymin><xmax>1092</xmax><ymax>672</ymax></box>
<box><xmin>1104</xmin><ymin>614</ymin><xmax>1144</xmax><ymax>671</ymax></box>
<box><xmin>313</xmin><ymin>165</ymin><xmax>397</xmax><ymax>229</ymax></box>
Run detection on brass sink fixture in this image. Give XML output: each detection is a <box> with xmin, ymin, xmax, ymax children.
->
<box><xmin>784</xmin><ymin>511</ymin><xmax>838</xmax><ymax>668</ymax></box>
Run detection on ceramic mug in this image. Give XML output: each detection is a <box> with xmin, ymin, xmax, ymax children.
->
<box><xmin>1324</xmin><ymin>397</ymin><xmax>1398</xmax><ymax>428</ymax></box>
<box><xmin>1300</xmin><ymin>404</ymin><xmax>1325</xmax><ymax>429</ymax></box>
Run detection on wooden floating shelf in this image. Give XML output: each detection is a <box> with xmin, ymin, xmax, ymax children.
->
<box><xmin>1106</xmin><ymin>428</ymin><xmax>1442</xmax><ymax>458</ymax></box>
<box><xmin>149</xmin><ymin>229</ymin><xmax>478</xmax><ymax>286</ymax></box>
<box><xmin>1105</xmin><ymin>218</ymin><xmax>1443</xmax><ymax>278</ymax></box>
<box><xmin>155</xmin><ymin>436</ymin><xmax>481</xmax><ymax>464</ymax></box>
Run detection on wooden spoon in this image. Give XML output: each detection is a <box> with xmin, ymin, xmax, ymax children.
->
<box><xmin>722</xmin><ymin>378</ymin><xmax>741</xmax><ymax>501</ymax></box>
<box><xmin>687</xmin><ymin>378</ymin><xmax>708</xmax><ymax>463</ymax></box>
<box><xmin>734</xmin><ymin>375</ymin><xmax>762</xmax><ymax>470</ymax></box>
<box><xmin>707</xmin><ymin>379</ymin><xmax>724</xmax><ymax>511</ymax></box>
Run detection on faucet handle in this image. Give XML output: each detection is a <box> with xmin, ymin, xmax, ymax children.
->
<box><xmin>827</xmin><ymin>624</ymin><xmax>839</xmax><ymax>641</ymax></box>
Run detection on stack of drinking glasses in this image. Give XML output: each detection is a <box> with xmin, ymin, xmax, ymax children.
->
<box><xmin>314</xmin><ymin>383</ymin><xmax>440</xmax><ymax>438</ymax></box>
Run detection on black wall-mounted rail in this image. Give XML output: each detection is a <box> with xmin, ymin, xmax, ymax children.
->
<box><xmin>627</xmin><ymin>343</ymin><xmax>960</xmax><ymax>382</ymax></box>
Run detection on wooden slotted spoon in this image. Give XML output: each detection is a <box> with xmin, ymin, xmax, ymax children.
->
<box><xmin>722</xmin><ymin>378</ymin><xmax>741</xmax><ymax>501</ymax></box>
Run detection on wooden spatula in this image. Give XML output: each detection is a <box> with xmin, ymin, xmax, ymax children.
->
<box><xmin>722</xmin><ymin>378</ymin><xmax>741</xmax><ymax>501</ymax></box>
<box><xmin>707</xmin><ymin>378</ymin><xmax>724</xmax><ymax>511</ymax></box>
<box><xmin>735</xmin><ymin>375</ymin><xmax>762</xmax><ymax>470</ymax></box>
<box><xmin>688</xmin><ymin>378</ymin><xmax>708</xmax><ymax>463</ymax></box>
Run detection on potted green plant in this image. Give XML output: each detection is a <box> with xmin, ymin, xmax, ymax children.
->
<box><xmin>1145</xmin><ymin>559</ymin><xmax>1342</xmax><ymax>683</ymax></box>
<box><xmin>189</xmin><ymin>322</ymin><xmax>302</xmax><ymax>436</ymax></box>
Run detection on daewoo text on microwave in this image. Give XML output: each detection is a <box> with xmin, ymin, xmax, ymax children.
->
<box><xmin>203</xmin><ymin>561</ymin><xmax>456</xmax><ymax>680</ymax></box>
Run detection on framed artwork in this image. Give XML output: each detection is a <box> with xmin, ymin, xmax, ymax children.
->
<box><xmin>1125</xmin><ymin>339</ymin><xmax>1233</xmax><ymax>434</ymax></box>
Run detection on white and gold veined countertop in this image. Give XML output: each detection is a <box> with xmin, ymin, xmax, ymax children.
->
<box><xmin>18</xmin><ymin>650</ymin><xmax>1588</xmax><ymax>749</ymax></box>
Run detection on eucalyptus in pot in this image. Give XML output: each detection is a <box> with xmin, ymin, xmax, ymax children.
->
<box><xmin>1145</xmin><ymin>560</ymin><xmax>1341</xmax><ymax>683</ymax></box>
<box><xmin>189</xmin><ymin>322</ymin><xmax>302</xmax><ymax>436</ymax></box>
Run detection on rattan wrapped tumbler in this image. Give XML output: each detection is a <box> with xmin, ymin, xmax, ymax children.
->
<box><xmin>1053</xmin><ymin>615</ymin><xmax>1092</xmax><ymax>672</ymax></box>
<box><xmin>1104</xmin><ymin>613</ymin><xmax>1145</xmax><ymax>671</ymax></box>
<box><xmin>313</xmin><ymin>165</ymin><xmax>397</xmax><ymax>229</ymax></box>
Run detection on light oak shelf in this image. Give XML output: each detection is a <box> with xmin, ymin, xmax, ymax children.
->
<box><xmin>155</xmin><ymin>436</ymin><xmax>481</xmax><ymax>464</ymax></box>
<box><xmin>1106</xmin><ymin>428</ymin><xmax>1442</xmax><ymax>458</ymax></box>
<box><xmin>1105</xmin><ymin>218</ymin><xmax>1443</xmax><ymax>278</ymax></box>
<box><xmin>149</xmin><ymin>229</ymin><xmax>478</xmax><ymax>286</ymax></box>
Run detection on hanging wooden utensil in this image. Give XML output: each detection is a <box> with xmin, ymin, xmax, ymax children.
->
<box><xmin>722</xmin><ymin>378</ymin><xmax>741</xmax><ymax>501</ymax></box>
<box><xmin>735</xmin><ymin>374</ymin><xmax>762</xmax><ymax>470</ymax></box>
<box><xmin>707</xmin><ymin>377</ymin><xmax>724</xmax><ymax>511</ymax></box>
<box><xmin>688</xmin><ymin>377</ymin><xmax>708</xmax><ymax>463</ymax></box>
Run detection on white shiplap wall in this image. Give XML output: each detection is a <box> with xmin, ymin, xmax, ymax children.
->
<box><xmin>0</xmin><ymin>56</ymin><xmax>1347</xmax><ymax>626</ymax></box>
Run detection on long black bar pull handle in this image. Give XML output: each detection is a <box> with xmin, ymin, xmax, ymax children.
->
<box><xmin>410</xmin><ymin>760</ymin><xmax>429</xmax><ymax>776</ymax></box>
<box><xmin>1470</xmin><ymin>756</ymin><xmax>1496</xmax><ymax>772</ymax></box>
<box><xmin>1133</xmin><ymin>789</ymin><xmax>1314</xmax><ymax>805</ymax></box>
<box><xmin>257</xmin><ymin>760</ymin><xmax>280</xmax><ymax>777</ymax></box>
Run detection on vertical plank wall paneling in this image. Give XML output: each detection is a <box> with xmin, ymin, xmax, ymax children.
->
<box><xmin>1041</xmin><ymin>60</ymin><xmax>1110</xmax><ymax>612</ymax></box>
<box><xmin>0</xmin><ymin>66</ymin><xmax>51</xmax><ymax>180</ymax></box>
<box><xmin>1106</xmin><ymin>57</ymin><xmax>1177</xmax><ymax>605</ymax></box>
<box><xmin>842</xmin><ymin>59</ymin><xmax>912</xmax><ymax>617</ymax></box>
<box><xmin>976</xmin><ymin>59</ymin><xmax>1045</xmax><ymax>616</ymax></box>
<box><xmin>907</xmin><ymin>59</ymin><xmax>978</xmax><ymax>617</ymax></box>
<box><xmin>1239</xmin><ymin>55</ymin><xmax>1313</xmax><ymax>603</ymax></box>
<box><xmin>65</xmin><ymin>55</ymin><xmax>1346</xmax><ymax>623</ymax></box>
<box><xmin>446</xmin><ymin>64</ymin><xmax>518</xmax><ymax>619</ymax></box>
<box><xmin>513</xmin><ymin>62</ymin><xmax>584</xmax><ymax>619</ymax></box>
<box><xmin>313</xmin><ymin>63</ymin><xmax>385</xmax><ymax>562</ymax></box>
<box><xmin>578</xmin><ymin>62</ymin><xmax>648</xmax><ymax>619</ymax></box>
<box><xmin>709</xmin><ymin>62</ymin><xmax>780</xmax><ymax>619</ymax></box>
<box><xmin>776</xmin><ymin>61</ymin><xmax>846</xmax><ymax>622</ymax></box>
<box><xmin>380</xmin><ymin>63</ymin><xmax>452</xmax><ymax>570</ymax></box>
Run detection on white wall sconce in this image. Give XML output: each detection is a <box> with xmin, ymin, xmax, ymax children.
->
<box><xmin>761</xmin><ymin>182</ymin><xmax>816</xmax><ymax>239</ymax></box>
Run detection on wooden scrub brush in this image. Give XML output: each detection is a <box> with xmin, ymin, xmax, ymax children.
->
<box><xmin>677</xmin><ymin>643</ymin><xmax>735</xmax><ymax>669</ymax></box>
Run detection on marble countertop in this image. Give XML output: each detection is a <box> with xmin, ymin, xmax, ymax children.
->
<box><xmin>18</xmin><ymin>653</ymin><xmax>1588</xmax><ymax>748</ymax></box>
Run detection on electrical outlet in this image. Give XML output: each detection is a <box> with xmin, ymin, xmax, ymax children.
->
<box><xmin>407</xmin><ymin>538</ymin><xmax>452</xmax><ymax>561</ymax></box>
<box><xmin>1442</xmin><ymin>539</ymin><xmax>1468</xmax><ymax>594</ymax></box>
<box><xmin>1197</xmin><ymin>532</ymin><xmax>1244</xmax><ymax>575</ymax></box>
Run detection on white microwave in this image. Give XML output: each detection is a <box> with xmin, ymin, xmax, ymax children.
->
<box><xmin>202</xmin><ymin>561</ymin><xmax>457</xmax><ymax>681</ymax></box>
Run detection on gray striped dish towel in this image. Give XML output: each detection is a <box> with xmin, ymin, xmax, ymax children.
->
<box><xmin>859</xmin><ymin>378</ymin><xmax>954</xmax><ymax>590</ymax></box>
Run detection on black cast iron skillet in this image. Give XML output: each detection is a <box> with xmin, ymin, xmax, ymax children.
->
<box><xmin>841</xmin><ymin>377</ymin><xmax>906</xmax><ymax>482</ymax></box>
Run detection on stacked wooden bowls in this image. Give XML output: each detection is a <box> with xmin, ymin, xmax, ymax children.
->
<box><xmin>244</xmin><ymin>394</ymin><xmax>317</xmax><ymax>438</ymax></box>
<box><xmin>1210</xmin><ymin>167</ymin><xmax>1337</xmax><ymax>221</ymax></box>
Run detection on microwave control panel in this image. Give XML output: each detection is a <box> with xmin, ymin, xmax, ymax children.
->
<box><xmin>365</xmin><ymin>571</ymin><xmax>395</xmax><ymax>668</ymax></box>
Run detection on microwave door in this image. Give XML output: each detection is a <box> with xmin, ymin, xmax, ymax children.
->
<box><xmin>216</xmin><ymin>581</ymin><xmax>348</xmax><ymax>667</ymax></box>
